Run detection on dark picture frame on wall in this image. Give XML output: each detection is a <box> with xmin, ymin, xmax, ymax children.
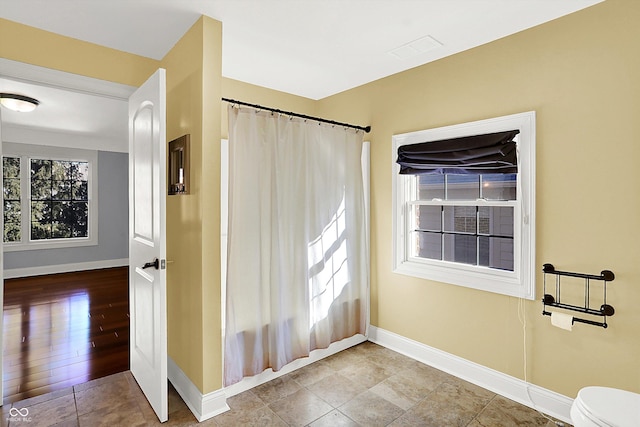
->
<box><xmin>168</xmin><ymin>134</ymin><xmax>190</xmax><ymax>195</ymax></box>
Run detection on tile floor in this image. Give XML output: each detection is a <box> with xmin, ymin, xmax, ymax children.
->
<box><xmin>2</xmin><ymin>341</ymin><xmax>568</xmax><ymax>426</ymax></box>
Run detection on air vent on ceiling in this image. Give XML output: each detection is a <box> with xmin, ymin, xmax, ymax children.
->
<box><xmin>388</xmin><ymin>35</ymin><xmax>443</xmax><ymax>60</ymax></box>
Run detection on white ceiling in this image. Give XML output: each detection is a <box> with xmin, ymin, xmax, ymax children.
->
<box><xmin>0</xmin><ymin>60</ymin><xmax>133</xmax><ymax>152</ymax></box>
<box><xmin>0</xmin><ymin>0</ymin><xmax>603</xmax><ymax>144</ymax></box>
<box><xmin>1</xmin><ymin>76</ymin><xmax>127</xmax><ymax>137</ymax></box>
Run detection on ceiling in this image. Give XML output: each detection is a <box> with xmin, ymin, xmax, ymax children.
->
<box><xmin>0</xmin><ymin>62</ymin><xmax>132</xmax><ymax>152</ymax></box>
<box><xmin>0</xmin><ymin>0</ymin><xmax>603</xmax><ymax>142</ymax></box>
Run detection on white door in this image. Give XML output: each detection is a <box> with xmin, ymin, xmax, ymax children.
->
<box><xmin>128</xmin><ymin>69</ymin><xmax>168</xmax><ymax>422</ymax></box>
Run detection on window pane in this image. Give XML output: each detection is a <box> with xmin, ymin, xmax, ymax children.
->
<box><xmin>72</xmin><ymin>181</ymin><xmax>88</xmax><ymax>200</ymax></box>
<box><xmin>444</xmin><ymin>234</ymin><xmax>476</xmax><ymax>265</ymax></box>
<box><xmin>413</xmin><ymin>231</ymin><xmax>441</xmax><ymax>260</ymax></box>
<box><xmin>3</xmin><ymin>157</ymin><xmax>20</xmax><ymax>178</ymax></box>
<box><xmin>4</xmin><ymin>221</ymin><xmax>21</xmax><ymax>242</ymax></box>
<box><xmin>478</xmin><ymin>206</ymin><xmax>514</xmax><ymax>237</ymax></box>
<box><xmin>415</xmin><ymin>205</ymin><xmax>441</xmax><ymax>231</ymax></box>
<box><xmin>4</xmin><ymin>201</ymin><xmax>21</xmax><ymax>222</ymax></box>
<box><xmin>31</xmin><ymin>179</ymin><xmax>51</xmax><ymax>200</ymax></box>
<box><xmin>52</xmin><ymin>160</ymin><xmax>72</xmax><ymax>180</ymax></box>
<box><xmin>3</xmin><ymin>178</ymin><xmax>20</xmax><ymax>200</ymax></box>
<box><xmin>52</xmin><ymin>222</ymin><xmax>72</xmax><ymax>239</ymax></box>
<box><xmin>72</xmin><ymin>202</ymin><xmax>88</xmax><ymax>237</ymax></box>
<box><xmin>417</xmin><ymin>174</ymin><xmax>444</xmax><ymax>200</ymax></box>
<box><xmin>31</xmin><ymin>221</ymin><xmax>51</xmax><ymax>240</ymax></box>
<box><xmin>52</xmin><ymin>180</ymin><xmax>72</xmax><ymax>200</ymax></box>
<box><xmin>446</xmin><ymin>175</ymin><xmax>479</xmax><ymax>200</ymax></box>
<box><xmin>4</xmin><ymin>198</ymin><xmax>21</xmax><ymax>242</ymax></box>
<box><xmin>52</xmin><ymin>201</ymin><xmax>71</xmax><ymax>221</ymax></box>
<box><xmin>31</xmin><ymin>159</ymin><xmax>52</xmax><ymax>180</ymax></box>
<box><xmin>72</xmin><ymin>162</ymin><xmax>89</xmax><ymax>181</ymax></box>
<box><xmin>443</xmin><ymin>206</ymin><xmax>476</xmax><ymax>233</ymax></box>
<box><xmin>3</xmin><ymin>157</ymin><xmax>22</xmax><ymax>243</ymax></box>
<box><xmin>31</xmin><ymin>201</ymin><xmax>52</xmax><ymax>222</ymax></box>
<box><xmin>479</xmin><ymin>236</ymin><xmax>514</xmax><ymax>271</ymax></box>
<box><xmin>481</xmin><ymin>174</ymin><xmax>516</xmax><ymax>200</ymax></box>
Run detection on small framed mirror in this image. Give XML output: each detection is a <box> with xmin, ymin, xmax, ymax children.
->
<box><xmin>168</xmin><ymin>134</ymin><xmax>190</xmax><ymax>195</ymax></box>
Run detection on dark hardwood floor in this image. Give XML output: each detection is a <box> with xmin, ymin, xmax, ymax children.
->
<box><xmin>2</xmin><ymin>267</ymin><xmax>130</xmax><ymax>404</ymax></box>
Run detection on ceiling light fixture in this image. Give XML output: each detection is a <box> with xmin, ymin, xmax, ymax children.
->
<box><xmin>0</xmin><ymin>93</ymin><xmax>40</xmax><ymax>112</ymax></box>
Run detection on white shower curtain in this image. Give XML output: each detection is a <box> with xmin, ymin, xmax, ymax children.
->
<box><xmin>224</xmin><ymin>105</ymin><xmax>368</xmax><ymax>386</ymax></box>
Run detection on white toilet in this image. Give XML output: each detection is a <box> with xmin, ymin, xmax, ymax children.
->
<box><xmin>571</xmin><ymin>386</ymin><xmax>640</xmax><ymax>427</ymax></box>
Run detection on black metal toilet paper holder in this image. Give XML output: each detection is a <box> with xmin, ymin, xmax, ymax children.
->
<box><xmin>541</xmin><ymin>263</ymin><xmax>615</xmax><ymax>329</ymax></box>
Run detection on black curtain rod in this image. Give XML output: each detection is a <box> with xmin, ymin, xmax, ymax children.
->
<box><xmin>222</xmin><ymin>97</ymin><xmax>371</xmax><ymax>133</ymax></box>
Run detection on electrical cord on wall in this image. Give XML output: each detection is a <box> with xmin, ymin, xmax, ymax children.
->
<box><xmin>518</xmin><ymin>298</ymin><xmax>565</xmax><ymax>427</ymax></box>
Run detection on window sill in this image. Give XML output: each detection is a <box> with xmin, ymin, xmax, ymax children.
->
<box><xmin>4</xmin><ymin>238</ymin><xmax>98</xmax><ymax>252</ymax></box>
<box><xmin>393</xmin><ymin>258</ymin><xmax>534</xmax><ymax>300</ymax></box>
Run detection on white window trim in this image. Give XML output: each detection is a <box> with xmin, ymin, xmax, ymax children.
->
<box><xmin>392</xmin><ymin>111</ymin><xmax>536</xmax><ymax>300</ymax></box>
<box><xmin>2</xmin><ymin>143</ymin><xmax>98</xmax><ymax>252</ymax></box>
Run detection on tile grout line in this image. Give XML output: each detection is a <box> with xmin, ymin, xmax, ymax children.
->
<box><xmin>73</xmin><ymin>386</ymin><xmax>81</xmax><ymax>426</ymax></box>
<box><xmin>464</xmin><ymin>393</ymin><xmax>498</xmax><ymax>426</ymax></box>
<box><xmin>212</xmin><ymin>342</ymin><xmax>559</xmax><ymax>426</ymax></box>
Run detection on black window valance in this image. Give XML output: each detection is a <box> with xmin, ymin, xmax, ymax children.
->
<box><xmin>396</xmin><ymin>130</ymin><xmax>520</xmax><ymax>175</ymax></box>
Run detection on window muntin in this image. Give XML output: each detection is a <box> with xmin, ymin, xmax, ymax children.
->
<box><xmin>30</xmin><ymin>159</ymin><xmax>89</xmax><ymax>240</ymax></box>
<box><xmin>392</xmin><ymin>111</ymin><xmax>535</xmax><ymax>300</ymax></box>
<box><xmin>2</xmin><ymin>144</ymin><xmax>98</xmax><ymax>251</ymax></box>
<box><xmin>409</xmin><ymin>173</ymin><xmax>516</xmax><ymax>272</ymax></box>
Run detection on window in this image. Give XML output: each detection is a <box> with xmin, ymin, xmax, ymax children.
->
<box><xmin>412</xmin><ymin>174</ymin><xmax>516</xmax><ymax>270</ymax></box>
<box><xmin>392</xmin><ymin>112</ymin><xmax>535</xmax><ymax>299</ymax></box>
<box><xmin>3</xmin><ymin>156</ymin><xmax>21</xmax><ymax>242</ymax></box>
<box><xmin>2</xmin><ymin>144</ymin><xmax>98</xmax><ymax>251</ymax></box>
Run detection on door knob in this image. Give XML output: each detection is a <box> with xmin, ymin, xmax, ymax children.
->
<box><xmin>142</xmin><ymin>258</ymin><xmax>159</xmax><ymax>270</ymax></box>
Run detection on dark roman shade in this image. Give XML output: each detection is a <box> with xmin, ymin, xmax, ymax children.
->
<box><xmin>396</xmin><ymin>130</ymin><xmax>520</xmax><ymax>175</ymax></box>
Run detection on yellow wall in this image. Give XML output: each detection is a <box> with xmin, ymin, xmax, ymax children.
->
<box><xmin>0</xmin><ymin>18</ymin><xmax>158</xmax><ymax>87</ymax></box>
<box><xmin>318</xmin><ymin>0</ymin><xmax>640</xmax><ymax>397</ymax></box>
<box><xmin>0</xmin><ymin>16</ymin><xmax>314</xmax><ymax>396</ymax></box>
<box><xmin>162</xmin><ymin>20</ymin><xmax>316</xmax><ymax>393</ymax></box>
<box><xmin>0</xmin><ymin>17</ymin><xmax>227</xmax><ymax>394</ymax></box>
<box><xmin>4</xmin><ymin>0</ymin><xmax>639</xmax><ymax>400</ymax></box>
<box><xmin>161</xmin><ymin>16</ymin><xmax>223</xmax><ymax>394</ymax></box>
<box><xmin>200</xmin><ymin>17</ymin><xmax>224</xmax><ymax>394</ymax></box>
<box><xmin>221</xmin><ymin>77</ymin><xmax>317</xmax><ymax>139</ymax></box>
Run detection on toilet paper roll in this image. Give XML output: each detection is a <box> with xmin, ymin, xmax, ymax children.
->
<box><xmin>551</xmin><ymin>312</ymin><xmax>573</xmax><ymax>331</ymax></box>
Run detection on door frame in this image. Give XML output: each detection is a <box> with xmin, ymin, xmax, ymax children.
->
<box><xmin>0</xmin><ymin>58</ymin><xmax>140</xmax><ymax>403</ymax></box>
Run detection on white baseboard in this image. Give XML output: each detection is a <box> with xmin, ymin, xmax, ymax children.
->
<box><xmin>368</xmin><ymin>326</ymin><xmax>573</xmax><ymax>424</ymax></box>
<box><xmin>167</xmin><ymin>334</ymin><xmax>366</xmax><ymax>422</ymax></box>
<box><xmin>3</xmin><ymin>258</ymin><xmax>129</xmax><ymax>279</ymax></box>
<box><xmin>167</xmin><ymin>357</ymin><xmax>230</xmax><ymax>422</ymax></box>
<box><xmin>224</xmin><ymin>334</ymin><xmax>367</xmax><ymax>398</ymax></box>
<box><xmin>168</xmin><ymin>330</ymin><xmax>573</xmax><ymax>423</ymax></box>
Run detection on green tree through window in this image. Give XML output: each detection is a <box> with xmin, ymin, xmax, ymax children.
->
<box><xmin>30</xmin><ymin>159</ymin><xmax>89</xmax><ymax>240</ymax></box>
<box><xmin>3</xmin><ymin>157</ymin><xmax>21</xmax><ymax>242</ymax></box>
